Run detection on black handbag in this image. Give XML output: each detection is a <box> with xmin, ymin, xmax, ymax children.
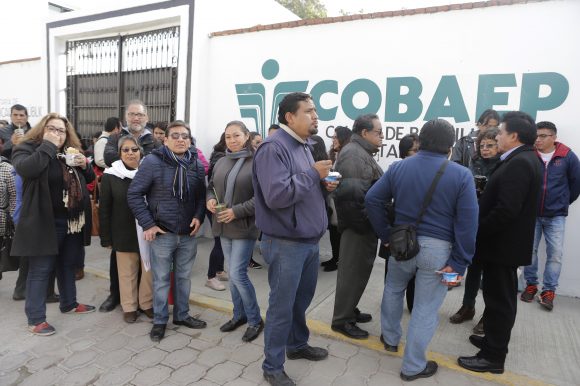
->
<box><xmin>0</xmin><ymin>210</ymin><xmax>18</xmax><ymax>273</ymax></box>
<box><xmin>389</xmin><ymin>160</ymin><xmax>448</xmax><ymax>261</ymax></box>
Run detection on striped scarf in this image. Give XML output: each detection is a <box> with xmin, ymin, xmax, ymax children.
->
<box><xmin>162</xmin><ymin>146</ymin><xmax>193</xmax><ymax>201</ymax></box>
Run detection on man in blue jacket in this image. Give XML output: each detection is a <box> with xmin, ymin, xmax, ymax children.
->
<box><xmin>128</xmin><ymin>121</ymin><xmax>207</xmax><ymax>342</ymax></box>
<box><xmin>521</xmin><ymin>121</ymin><xmax>580</xmax><ymax>310</ymax></box>
<box><xmin>366</xmin><ymin>119</ymin><xmax>478</xmax><ymax>381</ymax></box>
<box><xmin>253</xmin><ymin>92</ymin><xmax>337</xmax><ymax>386</ymax></box>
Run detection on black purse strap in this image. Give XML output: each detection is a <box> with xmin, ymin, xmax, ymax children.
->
<box><xmin>414</xmin><ymin>160</ymin><xmax>449</xmax><ymax>226</ymax></box>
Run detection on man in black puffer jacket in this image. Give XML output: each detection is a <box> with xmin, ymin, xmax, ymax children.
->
<box><xmin>128</xmin><ymin>121</ymin><xmax>206</xmax><ymax>343</ymax></box>
<box><xmin>331</xmin><ymin>114</ymin><xmax>384</xmax><ymax>340</ymax></box>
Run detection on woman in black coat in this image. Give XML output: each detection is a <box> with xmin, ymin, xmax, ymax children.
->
<box><xmin>99</xmin><ymin>136</ymin><xmax>152</xmax><ymax>323</ymax></box>
<box><xmin>11</xmin><ymin>113</ymin><xmax>95</xmax><ymax>336</ymax></box>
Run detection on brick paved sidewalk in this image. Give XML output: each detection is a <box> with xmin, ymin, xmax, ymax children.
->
<box><xmin>0</xmin><ymin>272</ymin><xmax>504</xmax><ymax>386</ymax></box>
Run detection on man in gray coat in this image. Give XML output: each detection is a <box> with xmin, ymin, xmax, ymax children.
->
<box><xmin>331</xmin><ymin>113</ymin><xmax>384</xmax><ymax>339</ymax></box>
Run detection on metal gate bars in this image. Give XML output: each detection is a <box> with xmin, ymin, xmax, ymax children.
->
<box><xmin>66</xmin><ymin>26</ymin><xmax>179</xmax><ymax>141</ymax></box>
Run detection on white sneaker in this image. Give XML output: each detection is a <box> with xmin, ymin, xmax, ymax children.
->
<box><xmin>205</xmin><ymin>277</ymin><xmax>226</xmax><ymax>291</ymax></box>
<box><xmin>216</xmin><ymin>271</ymin><xmax>229</xmax><ymax>281</ymax></box>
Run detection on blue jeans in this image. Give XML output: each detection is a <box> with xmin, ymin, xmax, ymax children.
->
<box><xmin>524</xmin><ymin>216</ymin><xmax>565</xmax><ymax>292</ymax></box>
<box><xmin>25</xmin><ymin>218</ymin><xmax>83</xmax><ymax>325</ymax></box>
<box><xmin>150</xmin><ymin>233</ymin><xmax>197</xmax><ymax>324</ymax></box>
<box><xmin>221</xmin><ymin>237</ymin><xmax>261</xmax><ymax>326</ymax></box>
<box><xmin>381</xmin><ymin>236</ymin><xmax>451</xmax><ymax>376</ymax></box>
<box><xmin>261</xmin><ymin>235</ymin><xmax>319</xmax><ymax>374</ymax></box>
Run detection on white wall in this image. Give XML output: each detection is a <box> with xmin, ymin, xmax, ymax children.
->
<box><xmin>201</xmin><ymin>0</ymin><xmax>580</xmax><ymax>296</ymax></box>
<box><xmin>0</xmin><ymin>60</ymin><xmax>44</xmax><ymax>125</ymax></box>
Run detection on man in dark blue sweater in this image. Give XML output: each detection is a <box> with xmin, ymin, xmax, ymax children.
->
<box><xmin>253</xmin><ymin>92</ymin><xmax>337</xmax><ymax>386</ymax></box>
<box><xmin>366</xmin><ymin>119</ymin><xmax>478</xmax><ymax>381</ymax></box>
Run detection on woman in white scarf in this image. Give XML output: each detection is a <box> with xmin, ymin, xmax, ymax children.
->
<box><xmin>99</xmin><ymin>136</ymin><xmax>153</xmax><ymax>323</ymax></box>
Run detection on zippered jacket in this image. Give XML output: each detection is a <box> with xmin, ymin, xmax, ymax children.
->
<box><xmin>536</xmin><ymin>142</ymin><xmax>580</xmax><ymax>217</ymax></box>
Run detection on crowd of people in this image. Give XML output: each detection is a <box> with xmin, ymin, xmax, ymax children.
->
<box><xmin>0</xmin><ymin>94</ymin><xmax>578</xmax><ymax>386</ymax></box>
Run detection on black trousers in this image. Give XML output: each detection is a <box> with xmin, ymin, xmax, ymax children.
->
<box><xmin>480</xmin><ymin>262</ymin><xmax>518</xmax><ymax>363</ymax></box>
<box><xmin>462</xmin><ymin>258</ymin><xmax>483</xmax><ymax>308</ymax></box>
<box><xmin>109</xmin><ymin>250</ymin><xmax>120</xmax><ymax>300</ymax></box>
<box><xmin>207</xmin><ymin>236</ymin><xmax>225</xmax><ymax>278</ymax></box>
<box><xmin>328</xmin><ymin>224</ymin><xmax>341</xmax><ymax>264</ymax></box>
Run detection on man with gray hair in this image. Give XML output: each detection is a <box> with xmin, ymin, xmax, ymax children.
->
<box><xmin>331</xmin><ymin>113</ymin><xmax>384</xmax><ymax>340</ymax></box>
<box><xmin>104</xmin><ymin>100</ymin><xmax>160</xmax><ymax>166</ymax></box>
<box><xmin>366</xmin><ymin>119</ymin><xmax>478</xmax><ymax>381</ymax></box>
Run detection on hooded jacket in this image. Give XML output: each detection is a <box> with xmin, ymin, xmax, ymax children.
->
<box><xmin>536</xmin><ymin>142</ymin><xmax>580</xmax><ymax>217</ymax></box>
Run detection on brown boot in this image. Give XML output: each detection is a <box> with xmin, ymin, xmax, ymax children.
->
<box><xmin>449</xmin><ymin>305</ymin><xmax>475</xmax><ymax>324</ymax></box>
<box><xmin>124</xmin><ymin>311</ymin><xmax>138</xmax><ymax>323</ymax></box>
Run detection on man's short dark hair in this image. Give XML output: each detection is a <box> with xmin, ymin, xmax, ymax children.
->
<box><xmin>537</xmin><ymin>121</ymin><xmax>557</xmax><ymax>134</ymax></box>
<box><xmin>399</xmin><ymin>133</ymin><xmax>419</xmax><ymax>159</ymax></box>
<box><xmin>166</xmin><ymin>120</ymin><xmax>191</xmax><ymax>137</ymax></box>
<box><xmin>352</xmin><ymin>114</ymin><xmax>379</xmax><ymax>135</ymax></box>
<box><xmin>502</xmin><ymin>111</ymin><xmax>536</xmax><ymax>145</ymax></box>
<box><xmin>277</xmin><ymin>92</ymin><xmax>311</xmax><ymax>125</ymax></box>
<box><xmin>11</xmin><ymin>104</ymin><xmax>28</xmax><ymax>116</ymax></box>
<box><xmin>419</xmin><ymin>119</ymin><xmax>455</xmax><ymax>154</ymax></box>
<box><xmin>154</xmin><ymin>121</ymin><xmax>168</xmax><ymax>132</ymax></box>
<box><xmin>104</xmin><ymin>117</ymin><xmax>121</xmax><ymax>133</ymax></box>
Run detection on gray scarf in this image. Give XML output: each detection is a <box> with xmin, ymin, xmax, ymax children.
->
<box><xmin>224</xmin><ymin>148</ymin><xmax>252</xmax><ymax>206</ymax></box>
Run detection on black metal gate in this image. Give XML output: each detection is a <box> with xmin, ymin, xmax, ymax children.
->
<box><xmin>66</xmin><ymin>27</ymin><xmax>179</xmax><ymax>140</ymax></box>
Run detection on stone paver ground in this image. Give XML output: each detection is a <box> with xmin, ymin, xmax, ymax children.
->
<box><xmin>0</xmin><ymin>272</ymin><xmax>501</xmax><ymax>386</ymax></box>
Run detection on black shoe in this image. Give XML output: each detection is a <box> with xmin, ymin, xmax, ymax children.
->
<box><xmin>449</xmin><ymin>305</ymin><xmax>475</xmax><ymax>324</ymax></box>
<box><xmin>220</xmin><ymin>317</ymin><xmax>248</xmax><ymax>332</ymax></box>
<box><xmin>472</xmin><ymin>317</ymin><xmax>484</xmax><ymax>335</ymax></box>
<box><xmin>150</xmin><ymin>324</ymin><xmax>166</xmax><ymax>342</ymax></box>
<box><xmin>380</xmin><ymin>334</ymin><xmax>398</xmax><ymax>352</ymax></box>
<box><xmin>287</xmin><ymin>345</ymin><xmax>328</xmax><ymax>361</ymax></box>
<box><xmin>46</xmin><ymin>293</ymin><xmax>60</xmax><ymax>303</ymax></box>
<box><xmin>354</xmin><ymin>307</ymin><xmax>372</xmax><ymax>323</ymax></box>
<box><xmin>323</xmin><ymin>262</ymin><xmax>338</xmax><ymax>272</ymax></box>
<box><xmin>400</xmin><ymin>360</ymin><xmax>438</xmax><ymax>381</ymax></box>
<box><xmin>242</xmin><ymin>320</ymin><xmax>264</xmax><ymax>342</ymax></box>
<box><xmin>320</xmin><ymin>259</ymin><xmax>332</xmax><ymax>267</ymax></box>
<box><xmin>174</xmin><ymin>316</ymin><xmax>207</xmax><ymax>329</ymax></box>
<box><xmin>99</xmin><ymin>295</ymin><xmax>119</xmax><ymax>312</ymax></box>
<box><xmin>469</xmin><ymin>334</ymin><xmax>484</xmax><ymax>349</ymax></box>
<box><xmin>249</xmin><ymin>259</ymin><xmax>262</xmax><ymax>269</ymax></box>
<box><xmin>263</xmin><ymin>371</ymin><xmax>295</xmax><ymax>386</ymax></box>
<box><xmin>457</xmin><ymin>356</ymin><xmax>504</xmax><ymax>374</ymax></box>
<box><xmin>331</xmin><ymin>322</ymin><xmax>369</xmax><ymax>339</ymax></box>
<box><xmin>12</xmin><ymin>292</ymin><xmax>25</xmax><ymax>301</ymax></box>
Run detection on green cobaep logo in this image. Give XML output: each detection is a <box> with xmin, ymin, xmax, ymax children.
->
<box><xmin>236</xmin><ymin>59</ymin><xmax>569</xmax><ymax>138</ymax></box>
<box><xmin>235</xmin><ymin>59</ymin><xmax>307</xmax><ymax>138</ymax></box>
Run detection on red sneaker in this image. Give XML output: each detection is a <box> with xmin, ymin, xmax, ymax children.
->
<box><xmin>538</xmin><ymin>290</ymin><xmax>555</xmax><ymax>311</ymax></box>
<box><xmin>65</xmin><ymin>304</ymin><xmax>96</xmax><ymax>314</ymax></box>
<box><xmin>28</xmin><ymin>322</ymin><xmax>56</xmax><ymax>336</ymax></box>
<box><xmin>520</xmin><ymin>285</ymin><xmax>537</xmax><ymax>303</ymax></box>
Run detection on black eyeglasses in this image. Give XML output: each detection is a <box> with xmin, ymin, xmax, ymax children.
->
<box><xmin>169</xmin><ymin>132</ymin><xmax>190</xmax><ymax>140</ymax></box>
<box><xmin>479</xmin><ymin>144</ymin><xmax>497</xmax><ymax>149</ymax></box>
<box><xmin>121</xmin><ymin>147</ymin><xmax>140</xmax><ymax>153</ymax></box>
<box><xmin>537</xmin><ymin>134</ymin><xmax>554</xmax><ymax>139</ymax></box>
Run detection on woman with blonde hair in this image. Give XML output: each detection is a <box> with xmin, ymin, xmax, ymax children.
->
<box><xmin>11</xmin><ymin>113</ymin><xmax>95</xmax><ymax>336</ymax></box>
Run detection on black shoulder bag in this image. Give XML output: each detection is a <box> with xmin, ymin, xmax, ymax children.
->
<box><xmin>389</xmin><ymin>160</ymin><xmax>449</xmax><ymax>261</ymax></box>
